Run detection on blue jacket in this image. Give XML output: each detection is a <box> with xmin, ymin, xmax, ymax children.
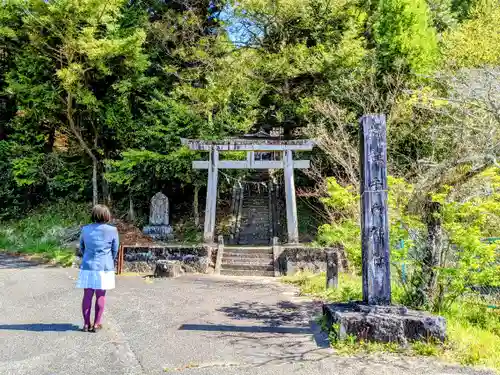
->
<box><xmin>79</xmin><ymin>223</ymin><xmax>119</xmax><ymax>272</ymax></box>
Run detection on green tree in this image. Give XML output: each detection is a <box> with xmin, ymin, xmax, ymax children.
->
<box><xmin>442</xmin><ymin>0</ymin><xmax>500</xmax><ymax>68</ymax></box>
<box><xmin>4</xmin><ymin>0</ymin><xmax>149</xmax><ymax>205</ymax></box>
<box><xmin>374</xmin><ymin>0</ymin><xmax>439</xmax><ymax>75</ymax></box>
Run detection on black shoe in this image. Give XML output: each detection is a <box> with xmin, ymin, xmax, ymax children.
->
<box><xmin>90</xmin><ymin>324</ymin><xmax>103</xmax><ymax>333</ymax></box>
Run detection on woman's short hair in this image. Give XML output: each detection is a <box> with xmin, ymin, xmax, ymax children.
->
<box><xmin>91</xmin><ymin>204</ymin><xmax>111</xmax><ymax>223</ymax></box>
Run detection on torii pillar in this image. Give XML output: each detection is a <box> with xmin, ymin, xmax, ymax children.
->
<box><xmin>204</xmin><ymin>146</ymin><xmax>219</xmax><ymax>244</ymax></box>
<box><xmin>284</xmin><ymin>150</ymin><xmax>299</xmax><ymax>244</ymax></box>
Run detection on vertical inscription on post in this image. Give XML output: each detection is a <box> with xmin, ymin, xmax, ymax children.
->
<box><xmin>360</xmin><ymin>114</ymin><xmax>391</xmax><ymax>305</ymax></box>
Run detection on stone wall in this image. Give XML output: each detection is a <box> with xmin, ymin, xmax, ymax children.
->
<box><xmin>121</xmin><ymin>245</ymin><xmax>215</xmax><ymax>274</ymax></box>
<box><xmin>277</xmin><ymin>245</ymin><xmax>343</xmax><ymax>276</ymax></box>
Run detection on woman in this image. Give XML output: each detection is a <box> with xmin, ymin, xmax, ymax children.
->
<box><xmin>76</xmin><ymin>204</ymin><xmax>119</xmax><ymax>332</ymax></box>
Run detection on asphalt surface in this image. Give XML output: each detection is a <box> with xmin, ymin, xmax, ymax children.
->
<box><xmin>0</xmin><ymin>253</ymin><xmax>494</xmax><ymax>375</ymax></box>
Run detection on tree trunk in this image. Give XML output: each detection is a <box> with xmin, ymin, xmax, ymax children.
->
<box><xmin>92</xmin><ymin>159</ymin><xmax>98</xmax><ymax>206</ymax></box>
<box><xmin>128</xmin><ymin>195</ymin><xmax>135</xmax><ymax>222</ymax></box>
<box><xmin>423</xmin><ymin>200</ymin><xmax>443</xmax><ymax>309</ymax></box>
<box><xmin>44</xmin><ymin>127</ymin><xmax>56</xmax><ymax>153</ymax></box>
<box><xmin>65</xmin><ymin>95</ymin><xmax>99</xmax><ymax>206</ymax></box>
<box><xmin>102</xmin><ymin>164</ymin><xmax>111</xmax><ymax>206</ymax></box>
<box><xmin>194</xmin><ymin>185</ymin><xmax>200</xmax><ymax>227</ymax></box>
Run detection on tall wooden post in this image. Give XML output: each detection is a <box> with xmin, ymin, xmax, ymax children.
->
<box><xmin>360</xmin><ymin>114</ymin><xmax>391</xmax><ymax>305</ymax></box>
<box><xmin>204</xmin><ymin>147</ymin><xmax>219</xmax><ymax>243</ymax></box>
<box><xmin>283</xmin><ymin>150</ymin><xmax>299</xmax><ymax>244</ymax></box>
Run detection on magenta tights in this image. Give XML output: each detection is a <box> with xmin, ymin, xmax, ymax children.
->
<box><xmin>82</xmin><ymin>288</ymin><xmax>106</xmax><ymax>327</ymax></box>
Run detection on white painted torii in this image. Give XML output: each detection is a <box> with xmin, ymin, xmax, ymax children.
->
<box><xmin>181</xmin><ymin>138</ymin><xmax>315</xmax><ymax>244</ymax></box>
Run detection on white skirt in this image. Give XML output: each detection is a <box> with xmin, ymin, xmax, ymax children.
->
<box><xmin>76</xmin><ymin>270</ymin><xmax>115</xmax><ymax>290</ymax></box>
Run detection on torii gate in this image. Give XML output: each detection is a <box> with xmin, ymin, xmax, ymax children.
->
<box><xmin>181</xmin><ymin>138</ymin><xmax>315</xmax><ymax>244</ymax></box>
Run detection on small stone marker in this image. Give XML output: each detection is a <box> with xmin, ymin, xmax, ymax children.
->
<box><xmin>326</xmin><ymin>250</ymin><xmax>339</xmax><ymax>289</ymax></box>
<box><xmin>150</xmin><ymin>192</ymin><xmax>170</xmax><ymax>225</ymax></box>
<box><xmin>154</xmin><ymin>260</ymin><xmax>183</xmax><ymax>278</ymax></box>
<box><xmin>143</xmin><ymin>192</ymin><xmax>174</xmax><ymax>240</ymax></box>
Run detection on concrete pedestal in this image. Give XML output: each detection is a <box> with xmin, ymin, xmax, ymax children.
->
<box><xmin>323</xmin><ymin>302</ymin><xmax>446</xmax><ymax>345</ymax></box>
<box><xmin>143</xmin><ymin>225</ymin><xmax>174</xmax><ymax>241</ymax></box>
<box><xmin>154</xmin><ymin>260</ymin><xmax>184</xmax><ymax>278</ymax></box>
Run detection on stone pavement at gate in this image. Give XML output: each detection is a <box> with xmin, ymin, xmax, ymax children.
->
<box><xmin>0</xmin><ymin>253</ymin><xmax>494</xmax><ymax>375</ymax></box>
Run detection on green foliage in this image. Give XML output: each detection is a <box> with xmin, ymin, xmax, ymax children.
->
<box><xmin>0</xmin><ymin>200</ymin><xmax>90</xmax><ymax>266</ymax></box>
<box><xmin>426</xmin><ymin>0</ymin><xmax>457</xmax><ymax>31</ymax></box>
<box><xmin>316</xmin><ymin>176</ymin><xmax>420</xmax><ymax>272</ymax></box>
<box><xmin>316</xmin><ymin>177</ymin><xmax>361</xmax><ymax>270</ymax></box>
<box><xmin>317</xmin><ymin>221</ymin><xmax>361</xmax><ymax>271</ymax></box>
<box><xmin>442</xmin><ymin>0</ymin><xmax>500</xmax><ymax>67</ymax></box>
<box><xmin>374</xmin><ymin>0</ymin><xmax>439</xmax><ymax>74</ymax></box>
<box><xmin>282</xmin><ymin>271</ymin><xmax>363</xmax><ymax>301</ymax></box>
<box><xmin>320</xmin><ymin>178</ymin><xmax>358</xmax><ymax>214</ymax></box>
<box><xmin>429</xmin><ymin>170</ymin><xmax>500</xmax><ymax>308</ymax></box>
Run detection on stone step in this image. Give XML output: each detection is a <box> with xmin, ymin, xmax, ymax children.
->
<box><xmin>239</xmin><ymin>226</ymin><xmax>270</xmax><ymax>230</ymax></box>
<box><xmin>236</xmin><ymin>239</ymin><xmax>271</xmax><ymax>246</ymax></box>
<box><xmin>237</xmin><ymin>241</ymin><xmax>271</xmax><ymax>246</ymax></box>
<box><xmin>239</xmin><ymin>225</ymin><xmax>270</xmax><ymax>229</ymax></box>
<box><xmin>239</xmin><ymin>226</ymin><xmax>269</xmax><ymax>230</ymax></box>
<box><xmin>237</xmin><ymin>237</ymin><xmax>271</xmax><ymax>243</ymax></box>
<box><xmin>237</xmin><ymin>235</ymin><xmax>270</xmax><ymax>239</ymax></box>
<box><xmin>222</xmin><ymin>256</ymin><xmax>274</xmax><ymax>268</ymax></box>
<box><xmin>220</xmin><ymin>269</ymin><xmax>275</xmax><ymax>277</ymax></box>
<box><xmin>222</xmin><ymin>264</ymin><xmax>274</xmax><ymax>271</ymax></box>
<box><xmin>222</xmin><ymin>257</ymin><xmax>273</xmax><ymax>266</ymax></box>
<box><xmin>224</xmin><ymin>246</ymin><xmax>272</xmax><ymax>253</ymax></box>
<box><xmin>222</xmin><ymin>262</ymin><xmax>274</xmax><ymax>269</ymax></box>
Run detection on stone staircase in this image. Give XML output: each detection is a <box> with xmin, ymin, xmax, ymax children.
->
<box><xmin>220</xmin><ymin>246</ymin><xmax>275</xmax><ymax>276</ymax></box>
<box><xmin>220</xmin><ymin>170</ymin><xmax>278</xmax><ymax>276</ymax></box>
<box><xmin>237</xmin><ymin>182</ymin><xmax>272</xmax><ymax>246</ymax></box>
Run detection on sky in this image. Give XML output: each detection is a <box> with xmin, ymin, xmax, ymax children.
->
<box><xmin>219</xmin><ymin>3</ymin><xmax>257</xmax><ymax>46</ymax></box>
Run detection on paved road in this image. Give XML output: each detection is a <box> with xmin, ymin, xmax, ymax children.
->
<box><xmin>0</xmin><ymin>253</ymin><xmax>493</xmax><ymax>375</ymax></box>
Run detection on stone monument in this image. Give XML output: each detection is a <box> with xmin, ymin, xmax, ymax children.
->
<box><xmin>143</xmin><ymin>192</ymin><xmax>174</xmax><ymax>241</ymax></box>
<box><xmin>323</xmin><ymin>114</ymin><xmax>446</xmax><ymax>345</ymax></box>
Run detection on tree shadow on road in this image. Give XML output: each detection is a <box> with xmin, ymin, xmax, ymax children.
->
<box><xmin>179</xmin><ymin>298</ymin><xmax>333</xmax><ymax>367</ymax></box>
<box><xmin>217</xmin><ymin>300</ymin><xmax>322</xmax><ymax>327</ymax></box>
<box><xmin>0</xmin><ymin>323</ymin><xmax>80</xmax><ymax>332</ymax></box>
<box><xmin>0</xmin><ymin>253</ymin><xmax>45</xmax><ymax>269</ymax></box>
<box><xmin>179</xmin><ymin>324</ymin><xmax>312</xmax><ymax>334</ymax></box>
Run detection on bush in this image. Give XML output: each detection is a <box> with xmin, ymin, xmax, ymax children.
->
<box><xmin>0</xmin><ymin>200</ymin><xmax>90</xmax><ymax>266</ymax></box>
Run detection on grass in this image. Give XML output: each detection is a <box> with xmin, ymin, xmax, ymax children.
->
<box><xmin>283</xmin><ymin>272</ymin><xmax>500</xmax><ymax>373</ymax></box>
<box><xmin>0</xmin><ymin>200</ymin><xmax>90</xmax><ymax>266</ymax></box>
